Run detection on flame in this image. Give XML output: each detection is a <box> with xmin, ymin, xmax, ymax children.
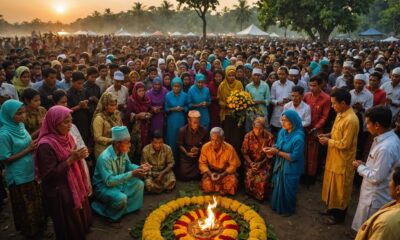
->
<box><xmin>198</xmin><ymin>196</ymin><xmax>218</xmax><ymax>231</ymax></box>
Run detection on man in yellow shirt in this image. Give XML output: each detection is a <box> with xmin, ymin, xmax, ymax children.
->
<box><xmin>319</xmin><ymin>88</ymin><xmax>359</xmax><ymax>224</ymax></box>
<box><xmin>199</xmin><ymin>127</ymin><xmax>241</xmax><ymax>195</ymax></box>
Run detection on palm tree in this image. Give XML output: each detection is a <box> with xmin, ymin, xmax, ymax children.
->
<box><xmin>131</xmin><ymin>2</ymin><xmax>146</xmax><ymax>32</ymax></box>
<box><xmin>233</xmin><ymin>0</ymin><xmax>252</xmax><ymax>30</ymax></box>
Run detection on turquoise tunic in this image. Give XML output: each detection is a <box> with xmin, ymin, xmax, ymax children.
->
<box><xmin>165</xmin><ymin>79</ymin><xmax>188</xmax><ymax>159</ymax></box>
<box><xmin>188</xmin><ymin>85</ymin><xmax>211</xmax><ymax>129</ymax></box>
<box><xmin>92</xmin><ymin>145</ymin><xmax>144</xmax><ymax>221</ymax></box>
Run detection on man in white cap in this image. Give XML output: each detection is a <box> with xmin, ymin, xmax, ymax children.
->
<box><xmin>92</xmin><ymin>126</ymin><xmax>151</xmax><ymax>225</ymax></box>
<box><xmin>381</xmin><ymin>67</ymin><xmax>400</xmax><ymax>119</ymax></box>
<box><xmin>245</xmin><ymin>67</ymin><xmax>270</xmax><ymax>131</ymax></box>
<box><xmin>288</xmin><ymin>67</ymin><xmax>308</xmax><ymax>92</ymax></box>
<box><xmin>105</xmin><ymin>70</ymin><xmax>129</xmax><ymax>112</ymax></box>
<box><xmin>351</xmin><ymin>74</ymin><xmax>373</xmax><ymax>115</ymax></box>
<box><xmin>335</xmin><ymin>61</ymin><xmax>354</xmax><ymax>88</ymax></box>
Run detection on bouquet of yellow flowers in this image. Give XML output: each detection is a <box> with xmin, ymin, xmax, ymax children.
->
<box><xmin>226</xmin><ymin>90</ymin><xmax>260</xmax><ymax>126</ymax></box>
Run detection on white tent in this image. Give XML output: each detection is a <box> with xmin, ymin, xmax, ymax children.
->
<box><xmin>171</xmin><ymin>32</ymin><xmax>183</xmax><ymax>36</ymax></box>
<box><xmin>73</xmin><ymin>30</ymin><xmax>87</xmax><ymax>35</ymax></box>
<box><xmin>381</xmin><ymin>36</ymin><xmax>399</xmax><ymax>42</ymax></box>
<box><xmin>208</xmin><ymin>33</ymin><xmax>216</xmax><ymax>37</ymax></box>
<box><xmin>140</xmin><ymin>32</ymin><xmax>150</xmax><ymax>37</ymax></box>
<box><xmin>237</xmin><ymin>24</ymin><xmax>269</xmax><ymax>36</ymax></box>
<box><xmin>226</xmin><ymin>32</ymin><xmax>236</xmax><ymax>37</ymax></box>
<box><xmin>115</xmin><ymin>28</ymin><xmax>132</xmax><ymax>36</ymax></box>
<box><xmin>57</xmin><ymin>30</ymin><xmax>70</xmax><ymax>36</ymax></box>
<box><xmin>186</xmin><ymin>32</ymin><xmax>196</xmax><ymax>36</ymax></box>
<box><xmin>87</xmin><ymin>31</ymin><xmax>97</xmax><ymax>36</ymax></box>
<box><xmin>269</xmin><ymin>32</ymin><xmax>280</xmax><ymax>38</ymax></box>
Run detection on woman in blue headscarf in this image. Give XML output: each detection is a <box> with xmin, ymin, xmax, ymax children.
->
<box><xmin>0</xmin><ymin>99</ymin><xmax>46</xmax><ymax>237</ymax></box>
<box><xmin>165</xmin><ymin>77</ymin><xmax>188</xmax><ymax>159</ymax></box>
<box><xmin>188</xmin><ymin>73</ymin><xmax>211</xmax><ymax>129</ymax></box>
<box><xmin>265</xmin><ymin>109</ymin><xmax>305</xmax><ymax>216</ymax></box>
<box><xmin>309</xmin><ymin>61</ymin><xmax>321</xmax><ymax>77</ymax></box>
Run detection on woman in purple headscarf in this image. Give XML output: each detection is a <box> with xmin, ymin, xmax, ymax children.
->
<box><xmin>35</xmin><ymin>105</ymin><xmax>92</xmax><ymax>240</ymax></box>
<box><xmin>146</xmin><ymin>76</ymin><xmax>169</xmax><ymax>132</ymax></box>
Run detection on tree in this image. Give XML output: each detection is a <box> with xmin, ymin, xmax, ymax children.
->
<box><xmin>176</xmin><ymin>0</ymin><xmax>219</xmax><ymax>45</ymax></box>
<box><xmin>234</xmin><ymin>0</ymin><xmax>252</xmax><ymax>30</ymax></box>
<box><xmin>380</xmin><ymin>0</ymin><xmax>400</xmax><ymax>35</ymax></box>
<box><xmin>257</xmin><ymin>0</ymin><xmax>374</xmax><ymax>42</ymax></box>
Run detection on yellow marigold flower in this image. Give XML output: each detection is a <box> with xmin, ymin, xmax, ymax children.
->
<box><xmin>237</xmin><ymin>204</ymin><xmax>251</xmax><ymax>215</ymax></box>
<box><xmin>222</xmin><ymin>219</ymin><xmax>237</xmax><ymax>227</ymax></box>
<box><xmin>218</xmin><ymin>212</ymin><xmax>228</xmax><ymax>221</ymax></box>
<box><xmin>250</xmin><ymin>222</ymin><xmax>267</xmax><ymax>232</ymax></box>
<box><xmin>221</xmin><ymin>229</ymin><xmax>238</xmax><ymax>239</ymax></box>
<box><xmin>180</xmin><ymin>235</ymin><xmax>195</xmax><ymax>240</ymax></box>
<box><xmin>220</xmin><ymin>197</ymin><xmax>233</xmax><ymax>209</ymax></box>
<box><xmin>175</xmin><ymin>198</ymin><xmax>187</xmax><ymax>208</ymax></box>
<box><xmin>243</xmin><ymin>211</ymin><xmax>257</xmax><ymax>221</ymax></box>
<box><xmin>203</xmin><ymin>195</ymin><xmax>212</xmax><ymax>204</ymax></box>
<box><xmin>230</xmin><ymin>200</ymin><xmax>242</xmax><ymax>211</ymax></box>
<box><xmin>249</xmin><ymin>229</ymin><xmax>267</xmax><ymax>239</ymax></box>
<box><xmin>166</xmin><ymin>200</ymin><xmax>180</xmax><ymax>211</ymax></box>
<box><xmin>179</xmin><ymin>215</ymin><xmax>191</xmax><ymax>224</ymax></box>
<box><xmin>173</xmin><ymin>228</ymin><xmax>187</xmax><ymax>236</ymax></box>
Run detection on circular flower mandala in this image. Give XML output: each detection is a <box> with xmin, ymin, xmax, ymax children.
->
<box><xmin>142</xmin><ymin>196</ymin><xmax>267</xmax><ymax>240</ymax></box>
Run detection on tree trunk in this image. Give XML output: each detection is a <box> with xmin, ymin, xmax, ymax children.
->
<box><xmin>318</xmin><ymin>29</ymin><xmax>332</xmax><ymax>43</ymax></box>
<box><xmin>202</xmin><ymin>15</ymin><xmax>207</xmax><ymax>46</ymax></box>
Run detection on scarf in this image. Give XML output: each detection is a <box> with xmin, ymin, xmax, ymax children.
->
<box><xmin>129</xmin><ymin>82</ymin><xmax>151</xmax><ymax>112</ymax></box>
<box><xmin>217</xmin><ymin>66</ymin><xmax>243</xmax><ymax>121</ymax></box>
<box><xmin>11</xmin><ymin>66</ymin><xmax>30</xmax><ymax>95</ymax></box>
<box><xmin>0</xmin><ymin>99</ymin><xmax>30</xmax><ymax>140</ymax></box>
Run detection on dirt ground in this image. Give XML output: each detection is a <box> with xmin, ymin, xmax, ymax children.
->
<box><xmin>0</xmin><ymin>180</ymin><xmax>360</xmax><ymax>240</ymax></box>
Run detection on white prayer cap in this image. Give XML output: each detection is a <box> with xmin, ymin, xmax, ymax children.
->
<box><xmin>250</xmin><ymin>58</ymin><xmax>259</xmax><ymax>65</ymax></box>
<box><xmin>289</xmin><ymin>69</ymin><xmax>300</xmax><ymax>75</ymax></box>
<box><xmin>354</xmin><ymin>74</ymin><xmax>367</xmax><ymax>82</ymax></box>
<box><xmin>375</xmin><ymin>63</ymin><xmax>384</xmax><ymax>70</ymax></box>
<box><xmin>158</xmin><ymin>58</ymin><xmax>165</xmax><ymax>65</ymax></box>
<box><xmin>392</xmin><ymin>67</ymin><xmax>400</xmax><ymax>75</ymax></box>
<box><xmin>252</xmin><ymin>68</ymin><xmax>262</xmax><ymax>75</ymax></box>
<box><xmin>343</xmin><ymin>61</ymin><xmax>353</xmax><ymax>68</ymax></box>
<box><xmin>353</xmin><ymin>55</ymin><xmax>361</xmax><ymax>60</ymax></box>
<box><xmin>57</xmin><ymin>54</ymin><xmax>67</xmax><ymax>60</ymax></box>
<box><xmin>230</xmin><ymin>56</ymin><xmax>237</xmax><ymax>61</ymax></box>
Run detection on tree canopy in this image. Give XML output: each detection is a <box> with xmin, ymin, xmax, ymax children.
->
<box><xmin>257</xmin><ymin>0</ymin><xmax>374</xmax><ymax>42</ymax></box>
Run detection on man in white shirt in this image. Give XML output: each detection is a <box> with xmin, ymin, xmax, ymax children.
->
<box><xmin>96</xmin><ymin>64</ymin><xmax>112</xmax><ymax>94</ymax></box>
<box><xmin>335</xmin><ymin>61</ymin><xmax>354</xmax><ymax>89</ymax></box>
<box><xmin>284</xmin><ymin>86</ymin><xmax>311</xmax><ymax>127</ymax></box>
<box><xmin>270</xmin><ymin>66</ymin><xmax>295</xmax><ymax>136</ymax></box>
<box><xmin>381</xmin><ymin>67</ymin><xmax>400</xmax><ymax>120</ymax></box>
<box><xmin>351</xmin><ymin>106</ymin><xmax>400</xmax><ymax>233</ymax></box>
<box><xmin>0</xmin><ymin>66</ymin><xmax>18</xmax><ymax>105</ymax></box>
<box><xmin>288</xmin><ymin>68</ymin><xmax>308</xmax><ymax>92</ymax></box>
<box><xmin>106</xmin><ymin>71</ymin><xmax>129</xmax><ymax>112</ymax></box>
<box><xmin>350</xmin><ymin>74</ymin><xmax>374</xmax><ymax>116</ymax></box>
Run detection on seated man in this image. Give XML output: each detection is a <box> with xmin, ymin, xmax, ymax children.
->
<box><xmin>199</xmin><ymin>127</ymin><xmax>241</xmax><ymax>195</ymax></box>
<box><xmin>177</xmin><ymin>110</ymin><xmax>208</xmax><ymax>180</ymax></box>
<box><xmin>92</xmin><ymin>126</ymin><xmax>150</xmax><ymax>224</ymax></box>
<box><xmin>141</xmin><ymin>130</ymin><xmax>176</xmax><ymax>193</ymax></box>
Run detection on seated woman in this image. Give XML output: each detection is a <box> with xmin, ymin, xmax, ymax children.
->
<box><xmin>241</xmin><ymin>117</ymin><xmax>274</xmax><ymax>201</ymax></box>
<box><xmin>92</xmin><ymin>92</ymin><xmax>122</xmax><ymax>160</ymax></box>
<box><xmin>141</xmin><ymin>130</ymin><xmax>176</xmax><ymax>193</ymax></box>
<box><xmin>265</xmin><ymin>110</ymin><xmax>305</xmax><ymax>216</ymax></box>
<box><xmin>36</xmin><ymin>105</ymin><xmax>92</xmax><ymax>240</ymax></box>
<box><xmin>199</xmin><ymin>127</ymin><xmax>241</xmax><ymax>195</ymax></box>
<box><xmin>355</xmin><ymin>167</ymin><xmax>400</xmax><ymax>240</ymax></box>
<box><xmin>91</xmin><ymin>126</ymin><xmax>150</xmax><ymax>225</ymax></box>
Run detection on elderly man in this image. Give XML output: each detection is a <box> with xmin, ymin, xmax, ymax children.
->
<box><xmin>141</xmin><ymin>130</ymin><xmax>176</xmax><ymax>193</ymax></box>
<box><xmin>199</xmin><ymin>127</ymin><xmax>241</xmax><ymax>195</ymax></box>
<box><xmin>381</xmin><ymin>67</ymin><xmax>400</xmax><ymax>120</ymax></box>
<box><xmin>177</xmin><ymin>110</ymin><xmax>208</xmax><ymax>180</ymax></box>
<box><xmin>92</xmin><ymin>126</ymin><xmax>150</xmax><ymax>225</ymax></box>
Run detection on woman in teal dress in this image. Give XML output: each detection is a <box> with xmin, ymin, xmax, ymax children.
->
<box><xmin>0</xmin><ymin>99</ymin><xmax>46</xmax><ymax>237</ymax></box>
<box><xmin>188</xmin><ymin>73</ymin><xmax>211</xmax><ymax>129</ymax></box>
<box><xmin>265</xmin><ymin>109</ymin><xmax>305</xmax><ymax>216</ymax></box>
<box><xmin>165</xmin><ymin>77</ymin><xmax>188</xmax><ymax>159</ymax></box>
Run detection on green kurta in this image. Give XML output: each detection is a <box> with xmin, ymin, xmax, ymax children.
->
<box><xmin>141</xmin><ymin>143</ymin><xmax>176</xmax><ymax>193</ymax></box>
<box><xmin>92</xmin><ymin>145</ymin><xmax>144</xmax><ymax>221</ymax></box>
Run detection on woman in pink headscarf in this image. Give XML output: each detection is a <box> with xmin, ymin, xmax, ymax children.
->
<box><xmin>35</xmin><ymin>105</ymin><xmax>92</xmax><ymax>240</ymax></box>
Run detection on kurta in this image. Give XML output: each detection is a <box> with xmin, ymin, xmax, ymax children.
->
<box><xmin>146</xmin><ymin>87</ymin><xmax>168</xmax><ymax>131</ymax></box>
<box><xmin>303</xmin><ymin>91</ymin><xmax>330</xmax><ymax>177</ymax></box>
<box><xmin>165</xmin><ymin>91</ymin><xmax>188</xmax><ymax>159</ymax></box>
<box><xmin>92</xmin><ymin>112</ymin><xmax>122</xmax><ymax>159</ymax></box>
<box><xmin>199</xmin><ymin>141</ymin><xmax>241</xmax><ymax>195</ymax></box>
<box><xmin>177</xmin><ymin>124</ymin><xmax>209</xmax><ymax>180</ymax></box>
<box><xmin>322</xmin><ymin>107</ymin><xmax>359</xmax><ymax>210</ymax></box>
<box><xmin>355</xmin><ymin>201</ymin><xmax>400</xmax><ymax>240</ymax></box>
<box><xmin>92</xmin><ymin>145</ymin><xmax>144</xmax><ymax>221</ymax></box>
<box><xmin>141</xmin><ymin>143</ymin><xmax>176</xmax><ymax>193</ymax></box>
<box><xmin>351</xmin><ymin>130</ymin><xmax>400</xmax><ymax>231</ymax></box>
<box><xmin>188</xmin><ymin>85</ymin><xmax>211</xmax><ymax>129</ymax></box>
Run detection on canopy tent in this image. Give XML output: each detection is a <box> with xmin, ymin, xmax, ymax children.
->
<box><xmin>269</xmin><ymin>32</ymin><xmax>279</xmax><ymax>38</ymax></box>
<box><xmin>170</xmin><ymin>32</ymin><xmax>183</xmax><ymax>36</ymax></box>
<box><xmin>208</xmin><ymin>33</ymin><xmax>217</xmax><ymax>37</ymax></box>
<box><xmin>152</xmin><ymin>31</ymin><xmax>164</xmax><ymax>36</ymax></box>
<box><xmin>115</xmin><ymin>28</ymin><xmax>132</xmax><ymax>36</ymax></box>
<box><xmin>226</xmin><ymin>32</ymin><xmax>236</xmax><ymax>37</ymax></box>
<box><xmin>73</xmin><ymin>30</ymin><xmax>97</xmax><ymax>36</ymax></box>
<box><xmin>73</xmin><ymin>30</ymin><xmax>87</xmax><ymax>35</ymax></box>
<box><xmin>359</xmin><ymin>28</ymin><xmax>384</xmax><ymax>37</ymax></box>
<box><xmin>237</xmin><ymin>24</ymin><xmax>269</xmax><ymax>36</ymax></box>
<box><xmin>57</xmin><ymin>30</ymin><xmax>70</xmax><ymax>36</ymax></box>
<box><xmin>381</xmin><ymin>36</ymin><xmax>399</xmax><ymax>42</ymax></box>
<box><xmin>87</xmin><ymin>31</ymin><xmax>97</xmax><ymax>36</ymax></box>
<box><xmin>140</xmin><ymin>32</ymin><xmax>150</xmax><ymax>37</ymax></box>
<box><xmin>186</xmin><ymin>32</ymin><xmax>197</xmax><ymax>36</ymax></box>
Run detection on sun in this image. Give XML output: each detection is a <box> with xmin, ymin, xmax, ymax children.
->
<box><xmin>55</xmin><ymin>5</ymin><xmax>66</xmax><ymax>14</ymax></box>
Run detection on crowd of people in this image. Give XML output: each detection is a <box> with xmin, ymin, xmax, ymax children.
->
<box><xmin>0</xmin><ymin>34</ymin><xmax>400</xmax><ymax>239</ymax></box>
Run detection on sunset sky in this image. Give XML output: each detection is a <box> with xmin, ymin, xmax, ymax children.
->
<box><xmin>1</xmin><ymin>0</ymin><xmax>258</xmax><ymax>23</ymax></box>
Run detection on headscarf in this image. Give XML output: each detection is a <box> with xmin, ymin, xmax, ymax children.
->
<box><xmin>309</xmin><ymin>61</ymin><xmax>321</xmax><ymax>77</ymax></box>
<box><xmin>51</xmin><ymin>60</ymin><xmax>62</xmax><ymax>68</ymax></box>
<box><xmin>150</xmin><ymin>76</ymin><xmax>164</xmax><ymax>95</ymax></box>
<box><xmin>194</xmin><ymin>73</ymin><xmax>206</xmax><ymax>85</ymax></box>
<box><xmin>0</xmin><ymin>99</ymin><xmax>30</xmax><ymax>139</ymax></box>
<box><xmin>217</xmin><ymin>66</ymin><xmax>244</xmax><ymax>121</ymax></box>
<box><xmin>276</xmin><ymin>109</ymin><xmax>304</xmax><ymax>150</ymax></box>
<box><xmin>35</xmin><ymin>106</ymin><xmax>89</xmax><ymax>209</ymax></box>
<box><xmin>171</xmin><ymin>77</ymin><xmax>183</xmax><ymax>93</ymax></box>
<box><xmin>11</xmin><ymin>66</ymin><xmax>30</xmax><ymax>95</ymax></box>
<box><xmin>130</xmin><ymin>82</ymin><xmax>151</xmax><ymax>112</ymax></box>
<box><xmin>93</xmin><ymin>92</ymin><xmax>121</xmax><ymax>126</ymax></box>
